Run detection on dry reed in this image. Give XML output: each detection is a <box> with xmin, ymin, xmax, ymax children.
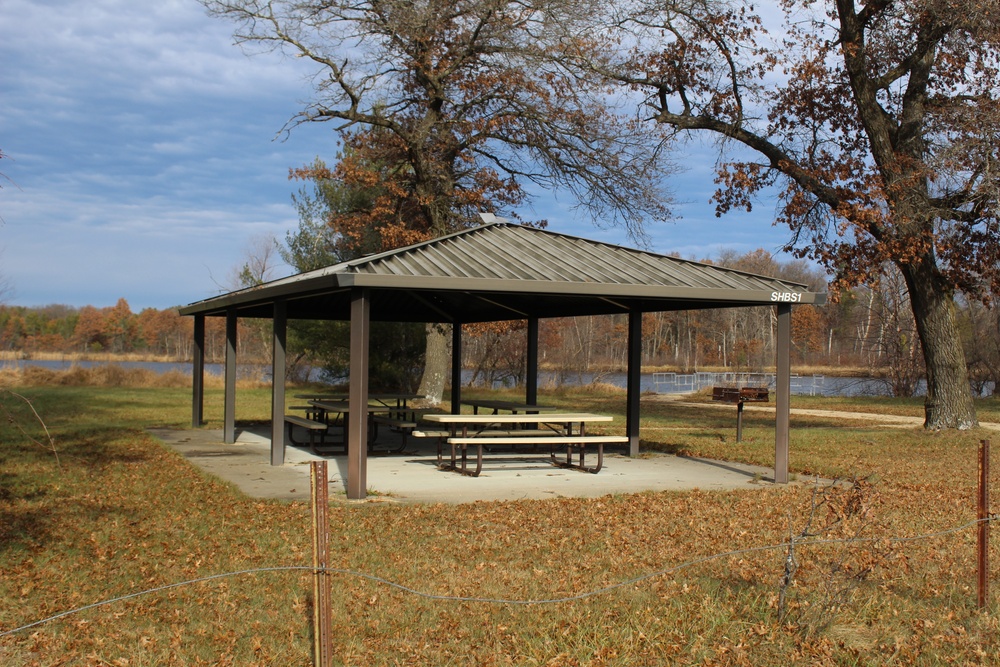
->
<box><xmin>0</xmin><ymin>364</ymin><xmax>243</xmax><ymax>389</ymax></box>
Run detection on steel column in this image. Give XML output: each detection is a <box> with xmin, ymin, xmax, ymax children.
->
<box><xmin>347</xmin><ymin>288</ymin><xmax>370</xmax><ymax>500</ymax></box>
<box><xmin>775</xmin><ymin>304</ymin><xmax>791</xmax><ymax>484</ymax></box>
<box><xmin>451</xmin><ymin>323</ymin><xmax>462</xmax><ymax>414</ymax></box>
<box><xmin>526</xmin><ymin>317</ymin><xmax>539</xmax><ymax>407</ymax></box>
<box><xmin>224</xmin><ymin>308</ymin><xmax>237</xmax><ymax>444</ymax></box>
<box><xmin>626</xmin><ymin>309</ymin><xmax>642</xmax><ymax>457</ymax></box>
<box><xmin>271</xmin><ymin>300</ymin><xmax>287</xmax><ymax>467</ymax></box>
<box><xmin>191</xmin><ymin>314</ymin><xmax>205</xmax><ymax>428</ymax></box>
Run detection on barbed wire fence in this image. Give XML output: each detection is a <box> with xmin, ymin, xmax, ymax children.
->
<box><xmin>1</xmin><ymin>515</ymin><xmax>993</xmax><ymax>641</ymax></box>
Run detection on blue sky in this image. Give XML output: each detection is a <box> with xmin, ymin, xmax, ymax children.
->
<box><xmin>1</xmin><ymin>0</ymin><xmax>800</xmax><ymax>311</ymax></box>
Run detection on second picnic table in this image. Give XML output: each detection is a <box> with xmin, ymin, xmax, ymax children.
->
<box><xmin>285</xmin><ymin>393</ymin><xmax>424</xmax><ymax>453</ymax></box>
<box><xmin>460</xmin><ymin>399</ymin><xmax>558</xmax><ymax>415</ymax></box>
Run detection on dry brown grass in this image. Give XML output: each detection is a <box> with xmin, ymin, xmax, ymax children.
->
<box><xmin>0</xmin><ymin>364</ymin><xmax>272</xmax><ymax>390</ymax></box>
<box><xmin>0</xmin><ymin>351</ymin><xmax>188</xmax><ymax>363</ymax></box>
<box><xmin>3</xmin><ymin>384</ymin><xmax>1000</xmax><ymax>665</ymax></box>
<box><xmin>0</xmin><ymin>364</ymin><xmax>192</xmax><ymax>389</ymax></box>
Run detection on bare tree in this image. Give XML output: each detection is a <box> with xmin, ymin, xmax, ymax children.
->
<box><xmin>0</xmin><ymin>250</ymin><xmax>13</xmax><ymax>306</ymax></box>
<box><xmin>202</xmin><ymin>0</ymin><xmax>675</xmax><ymax>402</ymax></box>
<box><xmin>229</xmin><ymin>233</ymin><xmax>283</xmax><ymax>290</ymax></box>
<box><xmin>221</xmin><ymin>234</ymin><xmax>286</xmax><ymax>363</ymax></box>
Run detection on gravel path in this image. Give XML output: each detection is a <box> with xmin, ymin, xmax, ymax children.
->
<box><xmin>647</xmin><ymin>395</ymin><xmax>1000</xmax><ymax>431</ymax></box>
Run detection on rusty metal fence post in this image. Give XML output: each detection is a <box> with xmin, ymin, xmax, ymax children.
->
<box><xmin>979</xmin><ymin>440</ymin><xmax>991</xmax><ymax>610</ymax></box>
<box><xmin>311</xmin><ymin>461</ymin><xmax>333</xmax><ymax>667</ymax></box>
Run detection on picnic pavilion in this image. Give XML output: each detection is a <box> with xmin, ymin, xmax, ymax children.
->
<box><xmin>179</xmin><ymin>219</ymin><xmax>826</xmax><ymax>499</ymax></box>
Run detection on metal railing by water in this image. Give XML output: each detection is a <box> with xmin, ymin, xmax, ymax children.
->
<box><xmin>652</xmin><ymin>372</ymin><xmax>827</xmax><ymax>396</ymax></box>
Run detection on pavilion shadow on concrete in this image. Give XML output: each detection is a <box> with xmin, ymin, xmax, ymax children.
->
<box><xmin>179</xmin><ymin>219</ymin><xmax>825</xmax><ymax>499</ymax></box>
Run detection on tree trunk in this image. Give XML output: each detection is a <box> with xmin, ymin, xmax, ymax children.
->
<box><xmin>417</xmin><ymin>323</ymin><xmax>451</xmax><ymax>405</ymax></box>
<box><xmin>900</xmin><ymin>259</ymin><xmax>978</xmax><ymax>429</ymax></box>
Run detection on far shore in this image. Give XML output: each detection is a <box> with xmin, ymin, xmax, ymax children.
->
<box><xmin>0</xmin><ymin>350</ymin><xmax>880</xmax><ymax>378</ymax></box>
<box><xmin>0</xmin><ymin>350</ymin><xmax>189</xmax><ymax>363</ymax></box>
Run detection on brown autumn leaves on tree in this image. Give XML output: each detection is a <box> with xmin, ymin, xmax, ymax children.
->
<box><xmin>287</xmin><ymin>128</ymin><xmax>530</xmax><ymax>255</ymax></box>
<box><xmin>589</xmin><ymin>0</ymin><xmax>1000</xmax><ymax>429</ymax></box>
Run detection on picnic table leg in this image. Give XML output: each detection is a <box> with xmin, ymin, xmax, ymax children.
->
<box><xmin>367</xmin><ymin>413</ymin><xmax>378</xmax><ymax>450</ymax></box>
<box><xmin>457</xmin><ymin>442</ymin><xmax>482</xmax><ymax>477</ymax></box>
<box><xmin>551</xmin><ymin>441</ymin><xmax>604</xmax><ymax>474</ymax></box>
<box><xmin>459</xmin><ymin>425</ymin><xmax>467</xmax><ymax>472</ymax></box>
<box><xmin>472</xmin><ymin>443</ymin><xmax>483</xmax><ymax>477</ymax></box>
<box><xmin>441</xmin><ymin>425</ymin><xmax>464</xmax><ymax>473</ymax></box>
<box><xmin>456</xmin><ymin>442</ymin><xmax>483</xmax><ymax>477</ymax></box>
<box><xmin>286</xmin><ymin>421</ymin><xmax>299</xmax><ymax>447</ymax></box>
<box><xmin>589</xmin><ymin>443</ymin><xmax>604</xmax><ymax>474</ymax></box>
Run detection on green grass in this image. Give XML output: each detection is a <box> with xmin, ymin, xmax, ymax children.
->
<box><xmin>2</xmin><ymin>383</ymin><xmax>1000</xmax><ymax>665</ymax></box>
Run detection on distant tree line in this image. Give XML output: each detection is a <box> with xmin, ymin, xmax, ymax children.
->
<box><xmin>4</xmin><ymin>251</ymin><xmax>998</xmax><ymax>397</ymax></box>
<box><xmin>0</xmin><ymin>299</ymin><xmax>219</xmax><ymax>360</ymax></box>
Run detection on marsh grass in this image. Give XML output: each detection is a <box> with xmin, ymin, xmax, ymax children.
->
<box><xmin>2</xmin><ymin>381</ymin><xmax>1000</xmax><ymax>665</ymax></box>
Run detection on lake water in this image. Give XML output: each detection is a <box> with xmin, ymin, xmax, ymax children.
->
<box><xmin>0</xmin><ymin>358</ymin><xmax>955</xmax><ymax>397</ymax></box>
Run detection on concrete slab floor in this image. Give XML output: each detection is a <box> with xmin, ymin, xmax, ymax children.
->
<box><xmin>150</xmin><ymin>426</ymin><xmax>794</xmax><ymax>504</ymax></box>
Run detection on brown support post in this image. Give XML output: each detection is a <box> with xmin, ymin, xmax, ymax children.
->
<box><xmin>191</xmin><ymin>314</ymin><xmax>205</xmax><ymax>428</ymax></box>
<box><xmin>311</xmin><ymin>461</ymin><xmax>333</xmax><ymax>667</ymax></box>
<box><xmin>347</xmin><ymin>288</ymin><xmax>370</xmax><ymax>500</ymax></box>
<box><xmin>626</xmin><ymin>309</ymin><xmax>642</xmax><ymax>457</ymax></box>
<box><xmin>224</xmin><ymin>308</ymin><xmax>238</xmax><ymax>444</ymax></box>
<box><xmin>271</xmin><ymin>300</ymin><xmax>287</xmax><ymax>467</ymax></box>
<box><xmin>979</xmin><ymin>439</ymin><xmax>990</xmax><ymax>609</ymax></box>
<box><xmin>775</xmin><ymin>304</ymin><xmax>791</xmax><ymax>484</ymax></box>
<box><xmin>526</xmin><ymin>317</ymin><xmax>539</xmax><ymax>407</ymax></box>
<box><xmin>451</xmin><ymin>323</ymin><xmax>462</xmax><ymax>414</ymax></box>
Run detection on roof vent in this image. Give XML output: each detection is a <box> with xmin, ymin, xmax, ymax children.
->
<box><xmin>479</xmin><ymin>212</ymin><xmax>511</xmax><ymax>225</ymax></box>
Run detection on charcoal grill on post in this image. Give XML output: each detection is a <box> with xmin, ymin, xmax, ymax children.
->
<box><xmin>712</xmin><ymin>386</ymin><xmax>770</xmax><ymax>442</ymax></box>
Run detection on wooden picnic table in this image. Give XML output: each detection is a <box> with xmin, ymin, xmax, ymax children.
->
<box><xmin>309</xmin><ymin>399</ymin><xmax>390</xmax><ymax>420</ymax></box>
<box><xmin>421</xmin><ymin>412</ymin><xmax>626</xmax><ymax>476</ymax></box>
<box><xmin>460</xmin><ymin>399</ymin><xmax>558</xmax><ymax>414</ymax></box>
<box><xmin>284</xmin><ymin>399</ymin><xmax>416</xmax><ymax>454</ymax></box>
<box><xmin>294</xmin><ymin>392</ymin><xmax>423</xmax><ymax>408</ymax></box>
<box><xmin>292</xmin><ymin>392</ymin><xmax>425</xmax><ymax>424</ymax></box>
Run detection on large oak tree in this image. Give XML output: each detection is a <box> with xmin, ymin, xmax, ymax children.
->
<box><xmin>599</xmin><ymin>0</ymin><xmax>1000</xmax><ymax>428</ymax></box>
<box><xmin>204</xmin><ymin>0</ymin><xmax>673</xmax><ymax>402</ymax></box>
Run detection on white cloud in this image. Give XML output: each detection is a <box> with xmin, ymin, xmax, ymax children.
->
<box><xmin>2</xmin><ymin>185</ymin><xmax>296</xmax><ymax>308</ymax></box>
<box><xmin>0</xmin><ymin>0</ymin><xmax>813</xmax><ymax>311</ymax></box>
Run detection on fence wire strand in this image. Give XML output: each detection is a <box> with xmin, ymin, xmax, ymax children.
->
<box><xmin>1</xmin><ymin>516</ymin><xmax>992</xmax><ymax>639</ymax></box>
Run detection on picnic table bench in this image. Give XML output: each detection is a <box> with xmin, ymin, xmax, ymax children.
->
<box><xmin>421</xmin><ymin>412</ymin><xmax>626</xmax><ymax>476</ymax></box>
<box><xmin>283</xmin><ymin>414</ymin><xmax>335</xmax><ymax>452</ymax></box>
<box><xmin>712</xmin><ymin>386</ymin><xmax>770</xmax><ymax>443</ymax></box>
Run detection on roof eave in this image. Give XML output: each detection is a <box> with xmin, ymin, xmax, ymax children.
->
<box><xmin>342</xmin><ymin>274</ymin><xmax>825</xmax><ymax>305</ymax></box>
<box><xmin>177</xmin><ymin>274</ymin><xmax>347</xmax><ymax>316</ymax></box>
